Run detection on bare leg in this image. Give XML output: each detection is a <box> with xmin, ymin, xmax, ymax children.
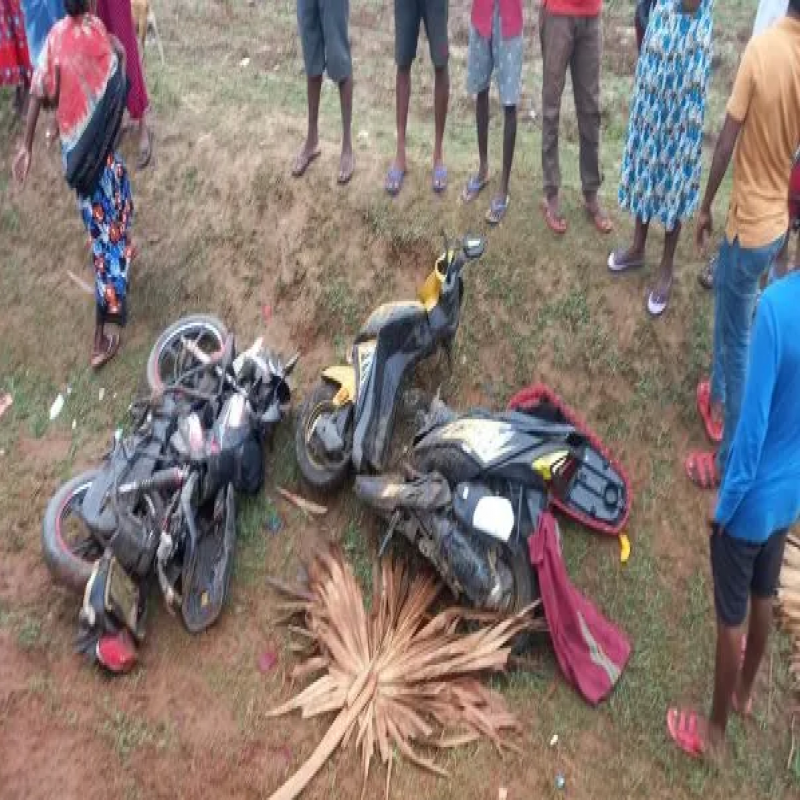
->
<box><xmin>734</xmin><ymin>594</ymin><xmax>772</xmax><ymax>709</ymax></box>
<box><xmin>475</xmin><ymin>88</ymin><xmax>489</xmax><ymax>182</ymax></box>
<box><xmin>708</xmin><ymin>619</ymin><xmax>744</xmax><ymax>750</ymax></box>
<box><xmin>614</xmin><ymin>216</ymin><xmax>649</xmax><ymax>266</ymax></box>
<box><xmin>393</xmin><ymin>66</ymin><xmax>411</xmax><ymax>174</ymax></box>
<box><xmin>293</xmin><ymin>75</ymin><xmax>322</xmax><ymax>175</ymax></box>
<box><xmin>338</xmin><ymin>76</ymin><xmax>354</xmax><ymax>183</ymax></box>
<box><xmin>650</xmin><ymin>222</ymin><xmax>681</xmax><ymax>304</ymax></box>
<box><xmin>136</xmin><ymin>113</ymin><xmax>152</xmax><ymax>169</ymax></box>
<box><xmin>433</xmin><ymin>64</ymin><xmax>449</xmax><ymax>170</ymax></box>
<box><xmin>498</xmin><ymin>105</ymin><xmax>517</xmax><ymax>200</ymax></box>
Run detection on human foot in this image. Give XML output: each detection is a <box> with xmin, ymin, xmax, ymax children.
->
<box><xmin>647</xmin><ymin>265</ymin><xmax>674</xmax><ymax>317</ymax></box>
<box><xmin>137</xmin><ymin>124</ymin><xmax>153</xmax><ymax>170</ymax></box>
<box><xmin>91</xmin><ymin>332</ymin><xmax>120</xmax><ymax>370</ymax></box>
<box><xmin>666</xmin><ymin>708</ymin><xmax>724</xmax><ymax>762</ymax></box>
<box><xmin>338</xmin><ymin>146</ymin><xmax>354</xmax><ymax>185</ymax></box>
<box><xmin>462</xmin><ymin>168</ymin><xmax>488</xmax><ymax>203</ymax></box>
<box><xmin>291</xmin><ymin>139</ymin><xmax>321</xmax><ymax>177</ymax></box>
<box><xmin>584</xmin><ymin>197</ymin><xmax>613</xmax><ymax>234</ymax></box>
<box><xmin>607</xmin><ymin>246</ymin><xmax>644</xmax><ymax>273</ymax></box>
<box><xmin>542</xmin><ymin>196</ymin><xmax>567</xmax><ymax>235</ymax></box>
<box><xmin>385</xmin><ymin>160</ymin><xmax>406</xmax><ymax>196</ymax></box>
<box><xmin>684</xmin><ymin>451</ymin><xmax>720</xmax><ymax>490</ymax></box>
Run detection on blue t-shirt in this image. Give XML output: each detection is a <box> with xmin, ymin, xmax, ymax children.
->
<box><xmin>715</xmin><ymin>271</ymin><xmax>800</xmax><ymax>543</ymax></box>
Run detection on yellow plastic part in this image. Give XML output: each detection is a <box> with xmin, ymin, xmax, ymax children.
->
<box><xmin>619</xmin><ymin>534</ymin><xmax>631</xmax><ymax>564</ymax></box>
<box><xmin>417</xmin><ymin>251</ymin><xmax>452</xmax><ymax>311</ymax></box>
<box><xmin>532</xmin><ymin>451</ymin><xmax>569</xmax><ymax>481</ymax></box>
<box><xmin>321</xmin><ymin>366</ymin><xmax>356</xmax><ymax>406</ymax></box>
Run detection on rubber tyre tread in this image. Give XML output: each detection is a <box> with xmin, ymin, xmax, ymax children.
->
<box><xmin>295</xmin><ymin>382</ymin><xmax>351</xmax><ymax>494</ymax></box>
<box><xmin>146</xmin><ymin>314</ymin><xmax>228</xmax><ymax>393</ymax></box>
<box><xmin>42</xmin><ymin>469</ymin><xmax>102</xmax><ymax>595</ymax></box>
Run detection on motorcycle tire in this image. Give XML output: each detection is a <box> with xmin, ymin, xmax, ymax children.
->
<box><xmin>295</xmin><ymin>382</ymin><xmax>351</xmax><ymax>494</ymax></box>
<box><xmin>146</xmin><ymin>314</ymin><xmax>228</xmax><ymax>393</ymax></box>
<box><xmin>42</xmin><ymin>469</ymin><xmax>104</xmax><ymax>595</ymax></box>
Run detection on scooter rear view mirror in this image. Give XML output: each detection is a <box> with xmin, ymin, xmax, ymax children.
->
<box><xmin>462</xmin><ymin>235</ymin><xmax>486</xmax><ymax>260</ymax></box>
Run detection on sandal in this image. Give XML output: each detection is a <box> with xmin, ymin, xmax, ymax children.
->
<box><xmin>486</xmin><ymin>195</ymin><xmax>509</xmax><ymax>226</ymax></box>
<box><xmin>684</xmin><ymin>451</ymin><xmax>720</xmax><ymax>490</ymax></box>
<box><xmin>667</xmin><ymin>708</ymin><xmax>707</xmax><ymax>759</ymax></box>
<box><xmin>696</xmin><ymin>380</ymin><xmax>723</xmax><ymax>444</ymax></box>
<box><xmin>136</xmin><ymin>127</ymin><xmax>153</xmax><ymax>170</ymax></box>
<box><xmin>462</xmin><ymin>173</ymin><xmax>489</xmax><ymax>203</ymax></box>
<box><xmin>385</xmin><ymin>164</ymin><xmax>406</xmax><ymax>197</ymax></box>
<box><xmin>584</xmin><ymin>204</ymin><xmax>613</xmax><ymax>234</ymax></box>
<box><xmin>91</xmin><ymin>333</ymin><xmax>120</xmax><ymax>370</ymax></box>
<box><xmin>607</xmin><ymin>249</ymin><xmax>644</xmax><ymax>273</ymax></box>
<box><xmin>647</xmin><ymin>277</ymin><xmax>673</xmax><ymax>317</ymax></box>
<box><xmin>291</xmin><ymin>146</ymin><xmax>321</xmax><ymax>178</ymax></box>
<box><xmin>432</xmin><ymin>164</ymin><xmax>448</xmax><ymax>194</ymax></box>
<box><xmin>541</xmin><ymin>200</ymin><xmax>567</xmax><ymax>235</ymax></box>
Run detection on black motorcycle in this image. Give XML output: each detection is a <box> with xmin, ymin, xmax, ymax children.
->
<box><xmin>355</xmin><ymin>394</ymin><xmax>629</xmax><ymax>615</ymax></box>
<box><xmin>41</xmin><ymin>315</ymin><xmax>297</xmax><ymax>670</ymax></box>
<box><xmin>295</xmin><ymin>233</ymin><xmax>486</xmax><ymax>492</ymax></box>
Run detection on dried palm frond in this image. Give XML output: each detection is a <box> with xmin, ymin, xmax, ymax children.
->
<box><xmin>267</xmin><ymin>547</ymin><xmax>544</xmax><ymax>800</ymax></box>
<box><xmin>777</xmin><ymin>534</ymin><xmax>800</xmax><ymax>702</ymax></box>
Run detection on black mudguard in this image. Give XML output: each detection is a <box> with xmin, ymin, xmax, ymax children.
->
<box><xmin>508</xmin><ymin>384</ymin><xmax>630</xmax><ymax>536</ymax></box>
<box><xmin>181</xmin><ymin>483</ymin><xmax>236</xmax><ymax>633</ymax></box>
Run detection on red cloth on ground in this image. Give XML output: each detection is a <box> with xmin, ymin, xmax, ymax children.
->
<box><xmin>542</xmin><ymin>0</ymin><xmax>601</xmax><ymax>18</ymax></box>
<box><xmin>471</xmin><ymin>0</ymin><xmax>523</xmax><ymax>39</ymax></box>
<box><xmin>95</xmin><ymin>0</ymin><xmax>148</xmax><ymax>120</ymax></box>
<box><xmin>0</xmin><ymin>0</ymin><xmax>32</xmax><ymax>86</ymax></box>
<box><xmin>529</xmin><ymin>511</ymin><xmax>631</xmax><ymax>704</ymax></box>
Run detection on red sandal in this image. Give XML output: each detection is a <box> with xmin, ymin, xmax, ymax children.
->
<box><xmin>667</xmin><ymin>707</ymin><xmax>707</xmax><ymax>759</ymax></box>
<box><xmin>696</xmin><ymin>380</ymin><xmax>723</xmax><ymax>444</ymax></box>
<box><xmin>685</xmin><ymin>451</ymin><xmax>720</xmax><ymax>490</ymax></box>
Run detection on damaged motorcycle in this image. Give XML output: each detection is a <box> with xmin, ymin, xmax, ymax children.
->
<box><xmin>41</xmin><ymin>314</ymin><xmax>297</xmax><ymax>672</ymax></box>
<box><xmin>295</xmin><ymin>233</ymin><xmax>486</xmax><ymax>492</ymax></box>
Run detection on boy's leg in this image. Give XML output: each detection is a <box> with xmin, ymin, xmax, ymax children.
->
<box><xmin>495</xmin><ymin>18</ymin><xmax>522</xmax><ymax>202</ymax></box>
<box><xmin>540</xmin><ymin>9</ymin><xmax>573</xmax><ymax>220</ymax></box>
<box><xmin>294</xmin><ymin>0</ymin><xmax>324</xmax><ymax>176</ymax></box>
<box><xmin>323</xmin><ymin>0</ymin><xmax>354</xmax><ymax>183</ymax></box>
<box><xmin>466</xmin><ymin>22</ymin><xmax>492</xmax><ymax>185</ymax></box>
<box><xmin>424</xmin><ymin>0</ymin><xmax>450</xmax><ymax>181</ymax></box>
<box><xmin>709</xmin><ymin>238</ymin><xmax>731</xmax><ymax>422</ymax></box>
<box><xmin>735</xmin><ymin>529</ymin><xmax>788</xmax><ymax>709</ymax></box>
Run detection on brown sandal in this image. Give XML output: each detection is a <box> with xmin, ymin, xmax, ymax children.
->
<box><xmin>541</xmin><ymin>200</ymin><xmax>567</xmax><ymax>235</ymax></box>
<box><xmin>584</xmin><ymin>204</ymin><xmax>614</xmax><ymax>234</ymax></box>
<box><xmin>91</xmin><ymin>333</ymin><xmax>120</xmax><ymax>370</ymax></box>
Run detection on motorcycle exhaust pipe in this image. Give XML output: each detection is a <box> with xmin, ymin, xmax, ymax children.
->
<box><xmin>117</xmin><ymin>467</ymin><xmax>188</xmax><ymax>499</ymax></box>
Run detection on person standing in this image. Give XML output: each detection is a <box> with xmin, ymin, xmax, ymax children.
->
<box><xmin>462</xmin><ymin>0</ymin><xmax>523</xmax><ymax>224</ymax></box>
<box><xmin>539</xmin><ymin>0</ymin><xmax>611</xmax><ymax>236</ymax></box>
<box><xmin>13</xmin><ymin>0</ymin><xmax>134</xmax><ymax>369</ymax></box>
<box><xmin>607</xmin><ymin>0</ymin><xmax>713</xmax><ymax>317</ymax></box>
<box><xmin>686</xmin><ymin>2</ymin><xmax>800</xmax><ymax>491</ymax></box>
<box><xmin>385</xmin><ymin>0</ymin><xmax>449</xmax><ymax>196</ymax></box>
<box><xmin>0</xmin><ymin>0</ymin><xmax>32</xmax><ymax>114</ymax></box>
<box><xmin>292</xmin><ymin>0</ymin><xmax>354</xmax><ymax>184</ymax></box>
<box><xmin>94</xmin><ymin>0</ymin><xmax>152</xmax><ymax>169</ymax></box>
<box><xmin>667</xmin><ymin>270</ymin><xmax>800</xmax><ymax>759</ymax></box>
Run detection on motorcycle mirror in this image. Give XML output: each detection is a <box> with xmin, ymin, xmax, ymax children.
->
<box><xmin>283</xmin><ymin>353</ymin><xmax>300</xmax><ymax>375</ymax></box>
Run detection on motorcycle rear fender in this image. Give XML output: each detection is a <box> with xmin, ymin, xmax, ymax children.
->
<box><xmin>321</xmin><ymin>365</ymin><xmax>356</xmax><ymax>407</ymax></box>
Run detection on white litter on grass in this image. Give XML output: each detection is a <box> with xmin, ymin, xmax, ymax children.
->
<box><xmin>72</xmin><ymin>419</ymin><xmax>76</xmax><ymax>431</ymax></box>
<box><xmin>239</xmin><ymin>56</ymin><xmax>250</xmax><ymax>68</ymax></box>
<box><xmin>99</xmin><ymin>387</ymin><xmax>105</xmax><ymax>402</ymax></box>
<box><xmin>357</xmin><ymin>129</ymin><xmax>369</xmax><ymax>142</ymax></box>
<box><xmin>49</xmin><ymin>394</ymin><xmax>64</xmax><ymax>421</ymax></box>
<box><xmin>550</xmin><ymin>734</ymin><xmax>559</xmax><ymax>747</ymax></box>
<box><xmin>66</xmin><ymin>386</ymin><xmax>72</xmax><ymax>396</ymax></box>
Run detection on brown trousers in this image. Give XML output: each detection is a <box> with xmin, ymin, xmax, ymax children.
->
<box><xmin>539</xmin><ymin>9</ymin><xmax>602</xmax><ymax>196</ymax></box>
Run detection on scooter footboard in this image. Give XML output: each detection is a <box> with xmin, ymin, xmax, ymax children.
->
<box><xmin>508</xmin><ymin>384</ymin><xmax>631</xmax><ymax>536</ymax></box>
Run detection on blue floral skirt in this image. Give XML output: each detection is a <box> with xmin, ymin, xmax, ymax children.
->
<box><xmin>618</xmin><ymin>0</ymin><xmax>714</xmax><ymax>231</ymax></box>
<box><xmin>78</xmin><ymin>151</ymin><xmax>133</xmax><ymax>326</ymax></box>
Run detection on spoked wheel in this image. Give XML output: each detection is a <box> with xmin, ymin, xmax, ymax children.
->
<box><xmin>146</xmin><ymin>314</ymin><xmax>228</xmax><ymax>393</ymax></box>
<box><xmin>42</xmin><ymin>470</ymin><xmax>105</xmax><ymax>594</ymax></box>
<box><xmin>295</xmin><ymin>382</ymin><xmax>352</xmax><ymax>493</ymax></box>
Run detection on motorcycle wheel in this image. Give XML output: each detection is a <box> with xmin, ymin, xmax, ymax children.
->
<box><xmin>42</xmin><ymin>470</ymin><xmax>104</xmax><ymax>594</ymax></box>
<box><xmin>146</xmin><ymin>314</ymin><xmax>228</xmax><ymax>393</ymax></box>
<box><xmin>295</xmin><ymin>382</ymin><xmax>351</xmax><ymax>493</ymax></box>
<box><xmin>499</xmin><ymin>543</ymin><xmax>539</xmax><ymax>614</ymax></box>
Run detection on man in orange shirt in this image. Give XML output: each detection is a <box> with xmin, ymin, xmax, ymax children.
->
<box><xmin>539</xmin><ymin>0</ymin><xmax>611</xmax><ymax>236</ymax></box>
<box><xmin>686</xmin><ymin>3</ymin><xmax>800</xmax><ymax>493</ymax></box>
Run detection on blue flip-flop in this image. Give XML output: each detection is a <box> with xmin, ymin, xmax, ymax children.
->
<box><xmin>432</xmin><ymin>164</ymin><xmax>448</xmax><ymax>194</ymax></box>
<box><xmin>385</xmin><ymin>165</ymin><xmax>405</xmax><ymax>197</ymax></box>
<box><xmin>486</xmin><ymin>195</ymin><xmax>509</xmax><ymax>225</ymax></box>
<box><xmin>462</xmin><ymin>173</ymin><xmax>488</xmax><ymax>203</ymax></box>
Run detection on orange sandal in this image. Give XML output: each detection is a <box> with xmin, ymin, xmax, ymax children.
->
<box><xmin>541</xmin><ymin>201</ymin><xmax>567</xmax><ymax>235</ymax></box>
<box><xmin>685</xmin><ymin>451</ymin><xmax>720</xmax><ymax>490</ymax></box>
<box><xmin>696</xmin><ymin>380</ymin><xmax>723</xmax><ymax>444</ymax></box>
<box><xmin>667</xmin><ymin>708</ymin><xmax>707</xmax><ymax>759</ymax></box>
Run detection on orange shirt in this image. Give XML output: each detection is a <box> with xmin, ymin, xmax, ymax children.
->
<box><xmin>725</xmin><ymin>16</ymin><xmax>800</xmax><ymax>248</ymax></box>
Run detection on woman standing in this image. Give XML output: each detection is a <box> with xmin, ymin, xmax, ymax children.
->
<box><xmin>95</xmin><ymin>0</ymin><xmax>152</xmax><ymax>168</ymax></box>
<box><xmin>0</xmin><ymin>0</ymin><xmax>32</xmax><ymax>113</ymax></box>
<box><xmin>607</xmin><ymin>0</ymin><xmax>714</xmax><ymax>316</ymax></box>
<box><xmin>13</xmin><ymin>0</ymin><xmax>134</xmax><ymax>369</ymax></box>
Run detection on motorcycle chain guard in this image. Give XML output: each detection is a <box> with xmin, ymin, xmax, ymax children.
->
<box><xmin>181</xmin><ymin>483</ymin><xmax>236</xmax><ymax>633</ymax></box>
<box><xmin>507</xmin><ymin>384</ymin><xmax>631</xmax><ymax>536</ymax></box>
